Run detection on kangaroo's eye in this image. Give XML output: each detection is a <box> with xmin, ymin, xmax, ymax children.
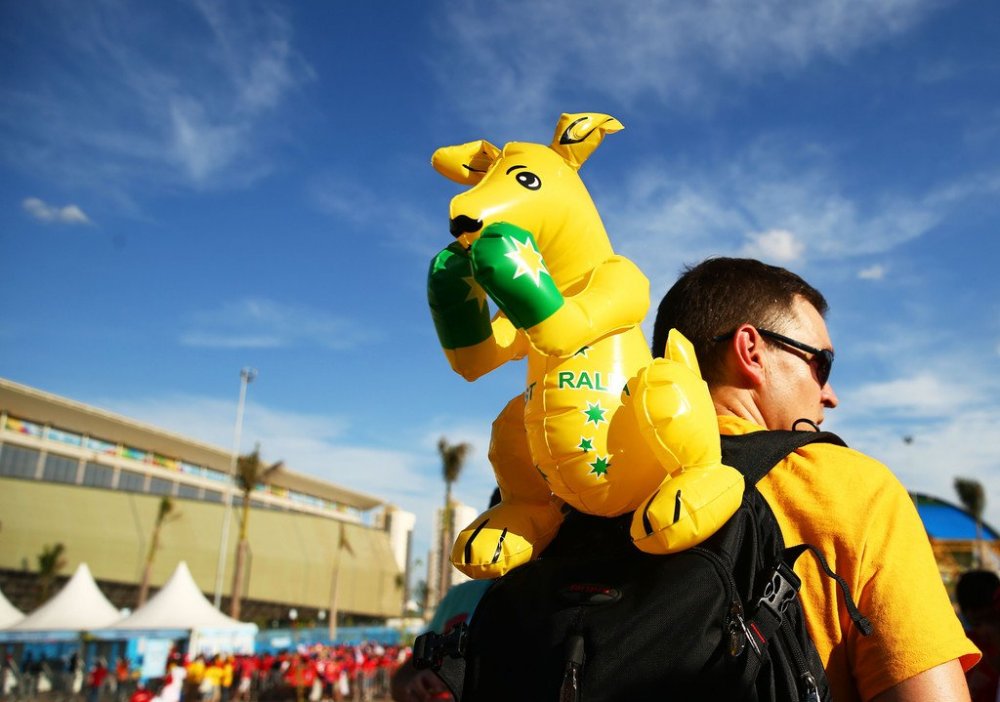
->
<box><xmin>515</xmin><ymin>171</ymin><xmax>541</xmax><ymax>190</ymax></box>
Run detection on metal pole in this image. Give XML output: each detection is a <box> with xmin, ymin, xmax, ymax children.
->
<box><xmin>213</xmin><ymin>367</ymin><xmax>257</xmax><ymax>608</ymax></box>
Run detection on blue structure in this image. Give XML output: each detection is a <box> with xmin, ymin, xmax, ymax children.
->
<box><xmin>912</xmin><ymin>493</ymin><xmax>1000</xmax><ymax>541</ymax></box>
<box><xmin>255</xmin><ymin>625</ymin><xmax>401</xmax><ymax>654</ymax></box>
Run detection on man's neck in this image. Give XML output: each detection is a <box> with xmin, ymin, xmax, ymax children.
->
<box><xmin>711</xmin><ymin>386</ymin><xmax>770</xmax><ymax>429</ymax></box>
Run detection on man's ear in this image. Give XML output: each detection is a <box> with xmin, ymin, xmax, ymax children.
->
<box><xmin>731</xmin><ymin>324</ymin><xmax>767</xmax><ymax>387</ymax></box>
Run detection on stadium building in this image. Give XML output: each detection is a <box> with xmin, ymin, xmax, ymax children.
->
<box><xmin>0</xmin><ymin>378</ymin><xmax>415</xmax><ymax>628</ymax></box>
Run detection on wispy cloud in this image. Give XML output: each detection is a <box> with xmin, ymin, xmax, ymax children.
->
<box><xmin>433</xmin><ymin>0</ymin><xmax>947</xmax><ymax>129</ymax></box>
<box><xmin>1</xmin><ymin>1</ymin><xmax>312</xmax><ymax>199</ymax></box>
<box><xmin>847</xmin><ymin>372</ymin><xmax>985</xmax><ymax>418</ymax></box>
<box><xmin>740</xmin><ymin>229</ymin><xmax>805</xmax><ymax>263</ymax></box>
<box><xmin>857</xmin><ymin>264</ymin><xmax>887</xmax><ymax>280</ymax></box>
<box><xmin>308</xmin><ymin>174</ymin><xmax>378</xmax><ymax>225</ymax></box>
<box><xmin>22</xmin><ymin>197</ymin><xmax>92</xmax><ymax>225</ymax></box>
<box><xmin>180</xmin><ymin>298</ymin><xmax>373</xmax><ymax>350</ymax></box>
<box><xmin>601</xmin><ymin>143</ymin><xmax>989</xmax><ymax>292</ymax></box>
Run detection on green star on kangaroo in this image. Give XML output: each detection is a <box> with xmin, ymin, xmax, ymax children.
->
<box><xmin>589</xmin><ymin>456</ymin><xmax>611</xmax><ymax>476</ymax></box>
<box><xmin>582</xmin><ymin>401</ymin><xmax>607</xmax><ymax>426</ymax></box>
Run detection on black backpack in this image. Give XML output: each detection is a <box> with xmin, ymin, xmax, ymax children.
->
<box><xmin>414</xmin><ymin>430</ymin><xmax>873</xmax><ymax>701</ymax></box>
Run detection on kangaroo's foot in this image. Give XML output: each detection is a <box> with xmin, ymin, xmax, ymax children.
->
<box><xmin>629</xmin><ymin>464</ymin><xmax>744</xmax><ymax>554</ymax></box>
<box><xmin>451</xmin><ymin>499</ymin><xmax>565</xmax><ymax>578</ymax></box>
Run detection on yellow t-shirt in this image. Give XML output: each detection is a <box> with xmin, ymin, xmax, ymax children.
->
<box><xmin>185</xmin><ymin>658</ymin><xmax>205</xmax><ymax>683</ymax></box>
<box><xmin>719</xmin><ymin>416</ymin><xmax>979</xmax><ymax>700</ymax></box>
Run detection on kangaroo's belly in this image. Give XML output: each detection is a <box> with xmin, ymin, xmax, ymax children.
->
<box><xmin>523</xmin><ymin>327</ymin><xmax>662</xmax><ymax>515</ymax></box>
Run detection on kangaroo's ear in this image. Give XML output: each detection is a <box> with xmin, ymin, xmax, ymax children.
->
<box><xmin>550</xmin><ymin>113</ymin><xmax>624</xmax><ymax>170</ymax></box>
<box><xmin>431</xmin><ymin>140</ymin><xmax>501</xmax><ymax>186</ymax></box>
<box><xmin>664</xmin><ymin>329</ymin><xmax>702</xmax><ymax>377</ymax></box>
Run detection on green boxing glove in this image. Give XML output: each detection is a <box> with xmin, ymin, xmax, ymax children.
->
<box><xmin>471</xmin><ymin>222</ymin><xmax>564</xmax><ymax>329</ymax></box>
<box><xmin>427</xmin><ymin>242</ymin><xmax>493</xmax><ymax>350</ymax></box>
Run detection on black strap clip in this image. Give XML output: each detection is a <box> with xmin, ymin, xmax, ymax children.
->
<box><xmin>757</xmin><ymin>561</ymin><xmax>802</xmax><ymax>621</ymax></box>
<box><xmin>413</xmin><ymin>623</ymin><xmax>468</xmax><ymax>670</ymax></box>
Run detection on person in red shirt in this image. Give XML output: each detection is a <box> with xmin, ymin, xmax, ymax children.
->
<box><xmin>128</xmin><ymin>682</ymin><xmax>154</xmax><ymax>702</ymax></box>
<box><xmin>86</xmin><ymin>659</ymin><xmax>109</xmax><ymax>702</ymax></box>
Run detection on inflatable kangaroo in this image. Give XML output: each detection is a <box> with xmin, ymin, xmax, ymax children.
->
<box><xmin>428</xmin><ymin>113</ymin><xmax>744</xmax><ymax>578</ymax></box>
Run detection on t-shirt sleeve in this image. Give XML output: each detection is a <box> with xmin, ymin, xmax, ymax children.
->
<box><xmin>426</xmin><ymin>579</ymin><xmax>493</xmax><ymax>634</ymax></box>
<box><xmin>848</xmin><ymin>464</ymin><xmax>980</xmax><ymax>698</ymax></box>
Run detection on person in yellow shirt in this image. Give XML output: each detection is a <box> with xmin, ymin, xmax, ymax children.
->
<box><xmin>200</xmin><ymin>656</ymin><xmax>225</xmax><ymax>702</ymax></box>
<box><xmin>651</xmin><ymin>257</ymin><xmax>979</xmax><ymax>702</ymax></box>
<box><xmin>183</xmin><ymin>655</ymin><xmax>206</xmax><ymax>701</ymax></box>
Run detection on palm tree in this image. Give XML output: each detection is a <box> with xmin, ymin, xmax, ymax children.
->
<box><xmin>437</xmin><ymin>438</ymin><xmax>471</xmax><ymax>605</ymax></box>
<box><xmin>954</xmin><ymin>477</ymin><xmax>986</xmax><ymax>568</ymax></box>
<box><xmin>36</xmin><ymin>542</ymin><xmax>66</xmax><ymax>606</ymax></box>
<box><xmin>230</xmin><ymin>444</ymin><xmax>283</xmax><ymax>619</ymax></box>
<box><xmin>137</xmin><ymin>497</ymin><xmax>177</xmax><ymax>607</ymax></box>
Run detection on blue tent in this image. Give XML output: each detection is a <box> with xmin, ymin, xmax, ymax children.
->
<box><xmin>911</xmin><ymin>493</ymin><xmax>1000</xmax><ymax>541</ymax></box>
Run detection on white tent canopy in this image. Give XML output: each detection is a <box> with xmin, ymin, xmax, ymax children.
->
<box><xmin>104</xmin><ymin>562</ymin><xmax>256</xmax><ymax>654</ymax></box>
<box><xmin>109</xmin><ymin>561</ymin><xmax>255</xmax><ymax>631</ymax></box>
<box><xmin>0</xmin><ymin>586</ymin><xmax>23</xmax><ymax>628</ymax></box>
<box><xmin>7</xmin><ymin>563</ymin><xmax>120</xmax><ymax>632</ymax></box>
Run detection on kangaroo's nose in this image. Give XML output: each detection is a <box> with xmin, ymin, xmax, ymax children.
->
<box><xmin>450</xmin><ymin>215</ymin><xmax>483</xmax><ymax>238</ymax></box>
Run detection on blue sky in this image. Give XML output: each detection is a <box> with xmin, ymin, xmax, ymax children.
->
<box><xmin>2</xmin><ymin>0</ymin><xmax>998</xmax><ymax>575</ymax></box>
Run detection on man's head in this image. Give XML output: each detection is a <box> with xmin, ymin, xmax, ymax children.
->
<box><xmin>956</xmin><ymin>569</ymin><xmax>1000</xmax><ymax>627</ymax></box>
<box><xmin>653</xmin><ymin>257</ymin><xmax>837</xmax><ymax>430</ymax></box>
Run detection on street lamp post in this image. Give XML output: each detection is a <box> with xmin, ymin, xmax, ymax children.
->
<box><xmin>213</xmin><ymin>367</ymin><xmax>257</xmax><ymax>609</ymax></box>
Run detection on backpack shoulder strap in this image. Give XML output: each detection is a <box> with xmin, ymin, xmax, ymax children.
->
<box><xmin>721</xmin><ymin>429</ymin><xmax>845</xmax><ymax>486</ymax></box>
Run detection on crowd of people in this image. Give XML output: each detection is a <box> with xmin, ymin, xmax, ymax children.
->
<box><xmin>173</xmin><ymin>643</ymin><xmax>406</xmax><ymax>702</ymax></box>
<box><xmin>0</xmin><ymin>642</ymin><xmax>408</xmax><ymax>702</ymax></box>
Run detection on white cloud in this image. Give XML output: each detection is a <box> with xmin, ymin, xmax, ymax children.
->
<box><xmin>180</xmin><ymin>298</ymin><xmax>373</xmax><ymax>350</ymax></box>
<box><xmin>1</xmin><ymin>2</ymin><xmax>312</xmax><ymax>196</ymax></box>
<box><xmin>740</xmin><ymin>228</ymin><xmax>805</xmax><ymax>263</ymax></box>
<box><xmin>857</xmin><ymin>264</ymin><xmax>886</xmax><ymax>280</ymax></box>
<box><xmin>846</xmin><ymin>372</ymin><xmax>984</xmax><ymax>418</ymax></box>
<box><xmin>22</xmin><ymin>197</ymin><xmax>92</xmax><ymax>225</ymax></box>
<box><xmin>308</xmin><ymin>175</ymin><xmax>378</xmax><ymax>224</ymax></box>
<box><xmin>434</xmin><ymin>0</ymin><xmax>947</xmax><ymax>127</ymax></box>
<box><xmin>604</xmin><ymin>147</ymin><xmax>948</xmax><ymax>291</ymax></box>
<box><xmin>168</xmin><ymin>98</ymin><xmax>248</xmax><ymax>184</ymax></box>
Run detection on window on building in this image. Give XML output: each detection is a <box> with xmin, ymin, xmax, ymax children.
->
<box><xmin>83</xmin><ymin>462</ymin><xmax>114</xmax><ymax>488</ymax></box>
<box><xmin>0</xmin><ymin>445</ymin><xmax>40</xmax><ymax>479</ymax></box>
<box><xmin>149</xmin><ymin>477</ymin><xmax>174</xmax><ymax>496</ymax></box>
<box><xmin>118</xmin><ymin>470</ymin><xmax>146</xmax><ymax>493</ymax></box>
<box><xmin>45</xmin><ymin>427</ymin><xmax>82</xmax><ymax>447</ymax></box>
<box><xmin>203</xmin><ymin>490</ymin><xmax>223</xmax><ymax>503</ymax></box>
<box><xmin>42</xmin><ymin>453</ymin><xmax>79</xmax><ymax>484</ymax></box>
<box><xmin>203</xmin><ymin>468</ymin><xmax>231</xmax><ymax>484</ymax></box>
<box><xmin>177</xmin><ymin>484</ymin><xmax>200</xmax><ymax>500</ymax></box>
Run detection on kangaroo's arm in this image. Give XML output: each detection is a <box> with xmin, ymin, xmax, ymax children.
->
<box><xmin>469</xmin><ymin>223</ymin><xmax>649</xmax><ymax>358</ymax></box>
<box><xmin>443</xmin><ymin>313</ymin><xmax>529</xmax><ymax>381</ymax></box>
<box><xmin>526</xmin><ymin>255</ymin><xmax>650</xmax><ymax>357</ymax></box>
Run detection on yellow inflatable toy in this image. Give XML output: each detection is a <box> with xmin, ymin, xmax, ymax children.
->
<box><xmin>428</xmin><ymin>113</ymin><xmax>745</xmax><ymax>579</ymax></box>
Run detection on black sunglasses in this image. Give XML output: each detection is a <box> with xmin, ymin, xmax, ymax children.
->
<box><xmin>713</xmin><ymin>328</ymin><xmax>834</xmax><ymax>386</ymax></box>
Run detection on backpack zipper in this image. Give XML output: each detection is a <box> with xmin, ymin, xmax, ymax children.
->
<box><xmin>559</xmin><ymin>634</ymin><xmax>585</xmax><ymax>702</ymax></box>
<box><xmin>778</xmin><ymin>619</ymin><xmax>820</xmax><ymax>702</ymax></box>
<box><xmin>689</xmin><ymin>547</ymin><xmax>753</xmax><ymax>658</ymax></box>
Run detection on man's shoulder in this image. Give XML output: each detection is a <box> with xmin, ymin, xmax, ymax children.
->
<box><xmin>718</xmin><ymin>415</ymin><xmax>895</xmax><ymax>480</ymax></box>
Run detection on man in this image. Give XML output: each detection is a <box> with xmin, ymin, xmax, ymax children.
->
<box><xmin>956</xmin><ymin>570</ymin><xmax>1000</xmax><ymax>702</ymax></box>
<box><xmin>652</xmin><ymin>257</ymin><xmax>979</xmax><ymax>701</ymax></box>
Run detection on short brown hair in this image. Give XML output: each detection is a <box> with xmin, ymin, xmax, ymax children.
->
<box><xmin>652</xmin><ymin>257</ymin><xmax>828</xmax><ymax>384</ymax></box>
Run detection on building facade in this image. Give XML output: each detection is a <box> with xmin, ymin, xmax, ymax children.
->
<box><xmin>0</xmin><ymin>378</ymin><xmax>414</xmax><ymax>626</ymax></box>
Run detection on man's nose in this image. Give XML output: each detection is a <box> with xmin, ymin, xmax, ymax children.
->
<box><xmin>822</xmin><ymin>383</ymin><xmax>839</xmax><ymax>409</ymax></box>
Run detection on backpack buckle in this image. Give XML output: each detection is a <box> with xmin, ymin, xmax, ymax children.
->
<box><xmin>757</xmin><ymin>562</ymin><xmax>801</xmax><ymax>620</ymax></box>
